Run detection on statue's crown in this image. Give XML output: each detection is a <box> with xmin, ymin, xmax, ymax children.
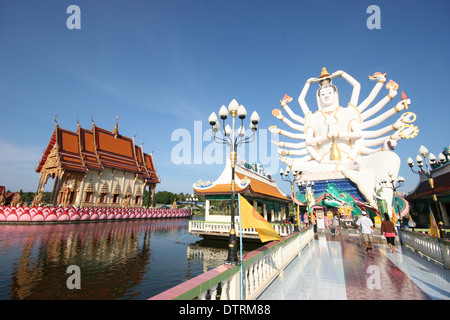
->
<box><xmin>319</xmin><ymin>67</ymin><xmax>332</xmax><ymax>87</ymax></box>
<box><xmin>319</xmin><ymin>67</ymin><xmax>330</xmax><ymax>78</ymax></box>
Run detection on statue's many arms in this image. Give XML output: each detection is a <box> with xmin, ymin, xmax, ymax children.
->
<box><xmin>270</xmin><ymin>68</ymin><xmax>418</xmax><ymax>217</ymax></box>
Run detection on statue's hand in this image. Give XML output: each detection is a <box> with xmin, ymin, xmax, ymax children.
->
<box><xmin>269</xmin><ymin>126</ymin><xmax>281</xmax><ymax>135</ymax></box>
<box><xmin>272</xmin><ymin>109</ymin><xmax>283</xmax><ymax>119</ymax></box>
<box><xmin>331</xmin><ymin>70</ymin><xmax>344</xmax><ymax>79</ymax></box>
<box><xmin>271</xmin><ymin>140</ymin><xmax>281</xmax><ymax>146</ymax></box>
<box><xmin>307</xmin><ymin>77</ymin><xmax>319</xmax><ymax>84</ymax></box>
<box><xmin>280</xmin><ymin>94</ymin><xmax>293</xmax><ymax>106</ymax></box>
<box><xmin>395</xmin><ymin>99</ymin><xmax>411</xmax><ymax>112</ymax></box>
<box><xmin>383</xmin><ymin>139</ymin><xmax>397</xmax><ymax>151</ymax></box>
<box><xmin>279</xmin><ymin>156</ymin><xmax>294</xmax><ymax>167</ymax></box>
<box><xmin>369</xmin><ymin>72</ymin><xmax>386</xmax><ymax>82</ymax></box>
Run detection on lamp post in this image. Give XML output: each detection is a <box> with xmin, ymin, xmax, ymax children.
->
<box><xmin>186</xmin><ymin>194</ymin><xmax>198</xmax><ymax>213</ymax></box>
<box><xmin>208</xmin><ymin>99</ymin><xmax>259</xmax><ymax>265</ymax></box>
<box><xmin>297</xmin><ymin>180</ymin><xmax>315</xmax><ymax>229</ymax></box>
<box><xmin>280</xmin><ymin>167</ymin><xmax>302</xmax><ymax>231</ymax></box>
<box><xmin>382</xmin><ymin>172</ymin><xmax>405</xmax><ymax>227</ymax></box>
<box><xmin>407</xmin><ymin>145</ymin><xmax>446</xmax><ymax>239</ymax></box>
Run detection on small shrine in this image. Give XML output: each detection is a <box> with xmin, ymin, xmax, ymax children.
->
<box><xmin>193</xmin><ymin>157</ymin><xmax>291</xmax><ymax>223</ymax></box>
<box><xmin>35</xmin><ymin>117</ymin><xmax>160</xmax><ymax>207</ymax></box>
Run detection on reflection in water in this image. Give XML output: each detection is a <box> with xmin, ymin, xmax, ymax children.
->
<box><xmin>186</xmin><ymin>239</ymin><xmax>263</xmax><ymax>275</ymax></box>
<box><xmin>0</xmin><ymin>219</ymin><xmax>243</xmax><ymax>300</ymax></box>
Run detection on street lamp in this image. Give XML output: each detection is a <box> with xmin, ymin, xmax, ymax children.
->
<box><xmin>381</xmin><ymin>172</ymin><xmax>405</xmax><ymax>228</ymax></box>
<box><xmin>208</xmin><ymin>99</ymin><xmax>259</xmax><ymax>265</ymax></box>
<box><xmin>280</xmin><ymin>167</ymin><xmax>302</xmax><ymax>230</ymax></box>
<box><xmin>407</xmin><ymin>145</ymin><xmax>447</xmax><ymax>239</ymax></box>
<box><xmin>186</xmin><ymin>194</ymin><xmax>198</xmax><ymax>213</ymax></box>
<box><xmin>297</xmin><ymin>180</ymin><xmax>315</xmax><ymax>229</ymax></box>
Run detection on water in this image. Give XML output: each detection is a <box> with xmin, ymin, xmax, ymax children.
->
<box><xmin>0</xmin><ymin>217</ymin><xmax>261</xmax><ymax>300</ymax></box>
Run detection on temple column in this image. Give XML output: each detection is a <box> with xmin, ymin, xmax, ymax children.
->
<box><xmin>50</xmin><ymin>172</ymin><xmax>64</xmax><ymax>206</ymax></box>
<box><xmin>151</xmin><ymin>185</ymin><xmax>156</xmax><ymax>206</ymax></box>
<box><xmin>76</xmin><ymin>173</ymin><xmax>86</xmax><ymax>207</ymax></box>
<box><xmin>36</xmin><ymin>173</ymin><xmax>47</xmax><ymax>194</ymax></box>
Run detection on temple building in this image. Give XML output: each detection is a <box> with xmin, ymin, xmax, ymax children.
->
<box><xmin>35</xmin><ymin>118</ymin><xmax>160</xmax><ymax>207</ymax></box>
<box><xmin>406</xmin><ymin>155</ymin><xmax>450</xmax><ymax>227</ymax></box>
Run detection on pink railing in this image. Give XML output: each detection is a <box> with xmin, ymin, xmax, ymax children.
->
<box><xmin>0</xmin><ymin>205</ymin><xmax>191</xmax><ymax>223</ymax></box>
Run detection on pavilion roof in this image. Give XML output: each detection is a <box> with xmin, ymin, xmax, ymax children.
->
<box><xmin>406</xmin><ymin>170</ymin><xmax>450</xmax><ymax>200</ymax></box>
<box><xmin>193</xmin><ymin>157</ymin><xmax>290</xmax><ymax>203</ymax></box>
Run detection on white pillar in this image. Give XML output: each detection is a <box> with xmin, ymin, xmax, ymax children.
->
<box><xmin>205</xmin><ymin>199</ymin><xmax>210</xmax><ymax>221</ymax></box>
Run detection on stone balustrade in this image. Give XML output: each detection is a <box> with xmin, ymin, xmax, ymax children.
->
<box><xmin>189</xmin><ymin>220</ymin><xmax>296</xmax><ymax>239</ymax></box>
<box><xmin>150</xmin><ymin>225</ymin><xmax>314</xmax><ymax>300</ymax></box>
<box><xmin>400</xmin><ymin>229</ymin><xmax>450</xmax><ymax>269</ymax></box>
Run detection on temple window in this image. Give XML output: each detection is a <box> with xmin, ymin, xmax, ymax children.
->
<box><xmin>85</xmin><ymin>192</ymin><xmax>93</xmax><ymax>202</ymax></box>
<box><xmin>100</xmin><ymin>193</ymin><xmax>107</xmax><ymax>203</ymax></box>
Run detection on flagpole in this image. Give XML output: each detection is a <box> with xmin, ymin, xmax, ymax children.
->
<box><xmin>238</xmin><ymin>195</ymin><xmax>244</xmax><ymax>300</ymax></box>
<box><xmin>430</xmin><ymin>208</ymin><xmax>446</xmax><ymax>269</ymax></box>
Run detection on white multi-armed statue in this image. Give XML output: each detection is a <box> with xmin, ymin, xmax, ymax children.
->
<box><xmin>270</xmin><ymin>68</ymin><xmax>418</xmax><ymax>218</ymax></box>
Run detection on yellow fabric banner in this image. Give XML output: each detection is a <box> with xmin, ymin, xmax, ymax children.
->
<box><xmin>239</xmin><ymin>195</ymin><xmax>282</xmax><ymax>243</ymax></box>
<box><xmin>429</xmin><ymin>211</ymin><xmax>440</xmax><ymax>238</ymax></box>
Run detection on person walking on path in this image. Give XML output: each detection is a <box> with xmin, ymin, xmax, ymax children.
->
<box><xmin>311</xmin><ymin>212</ymin><xmax>317</xmax><ymax>234</ymax></box>
<box><xmin>332</xmin><ymin>212</ymin><xmax>341</xmax><ymax>236</ymax></box>
<box><xmin>380</xmin><ymin>213</ymin><xmax>397</xmax><ymax>253</ymax></box>
<box><xmin>356</xmin><ymin>211</ymin><xmax>374</xmax><ymax>251</ymax></box>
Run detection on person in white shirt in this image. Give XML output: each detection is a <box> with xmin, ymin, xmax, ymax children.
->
<box><xmin>356</xmin><ymin>211</ymin><xmax>374</xmax><ymax>251</ymax></box>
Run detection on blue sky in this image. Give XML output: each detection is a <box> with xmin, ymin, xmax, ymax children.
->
<box><xmin>0</xmin><ymin>0</ymin><xmax>449</xmax><ymax>197</ymax></box>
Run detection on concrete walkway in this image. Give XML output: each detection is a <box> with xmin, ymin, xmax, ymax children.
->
<box><xmin>257</xmin><ymin>232</ymin><xmax>450</xmax><ymax>300</ymax></box>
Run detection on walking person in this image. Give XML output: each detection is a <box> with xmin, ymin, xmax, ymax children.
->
<box><xmin>380</xmin><ymin>213</ymin><xmax>397</xmax><ymax>253</ymax></box>
<box><xmin>311</xmin><ymin>212</ymin><xmax>317</xmax><ymax>234</ymax></box>
<box><xmin>332</xmin><ymin>212</ymin><xmax>341</xmax><ymax>236</ymax></box>
<box><xmin>356</xmin><ymin>211</ymin><xmax>374</xmax><ymax>251</ymax></box>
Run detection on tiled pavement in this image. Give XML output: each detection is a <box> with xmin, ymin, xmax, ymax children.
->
<box><xmin>257</xmin><ymin>232</ymin><xmax>450</xmax><ymax>300</ymax></box>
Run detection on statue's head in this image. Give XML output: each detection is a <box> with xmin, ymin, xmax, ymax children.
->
<box><xmin>317</xmin><ymin>84</ymin><xmax>338</xmax><ymax>109</ymax></box>
<box><xmin>316</xmin><ymin>67</ymin><xmax>339</xmax><ymax>109</ymax></box>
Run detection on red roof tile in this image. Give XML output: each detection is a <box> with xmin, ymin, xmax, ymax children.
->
<box><xmin>36</xmin><ymin>123</ymin><xmax>159</xmax><ymax>185</ymax></box>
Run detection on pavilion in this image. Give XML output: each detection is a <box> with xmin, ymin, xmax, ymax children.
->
<box><xmin>406</xmin><ymin>159</ymin><xmax>450</xmax><ymax>228</ymax></box>
<box><xmin>193</xmin><ymin>157</ymin><xmax>291</xmax><ymax>223</ymax></box>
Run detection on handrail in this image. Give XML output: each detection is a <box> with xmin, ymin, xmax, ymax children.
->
<box><xmin>150</xmin><ymin>225</ymin><xmax>314</xmax><ymax>300</ymax></box>
<box><xmin>189</xmin><ymin>220</ymin><xmax>295</xmax><ymax>237</ymax></box>
<box><xmin>400</xmin><ymin>228</ymin><xmax>450</xmax><ymax>269</ymax></box>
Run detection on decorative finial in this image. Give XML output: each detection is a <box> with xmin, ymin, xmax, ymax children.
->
<box><xmin>319</xmin><ymin>67</ymin><xmax>330</xmax><ymax>79</ymax></box>
<box><xmin>112</xmin><ymin>116</ymin><xmax>119</xmax><ymax>138</ymax></box>
<box><xmin>54</xmin><ymin>114</ymin><xmax>59</xmax><ymax>127</ymax></box>
<box><xmin>91</xmin><ymin>114</ymin><xmax>95</xmax><ymax>127</ymax></box>
<box><xmin>76</xmin><ymin>116</ymin><xmax>80</xmax><ymax>128</ymax></box>
<box><xmin>319</xmin><ymin>67</ymin><xmax>332</xmax><ymax>87</ymax></box>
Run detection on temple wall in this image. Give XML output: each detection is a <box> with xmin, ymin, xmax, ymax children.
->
<box><xmin>57</xmin><ymin>168</ymin><xmax>147</xmax><ymax>208</ymax></box>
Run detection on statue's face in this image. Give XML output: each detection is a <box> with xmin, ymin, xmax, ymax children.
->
<box><xmin>318</xmin><ymin>86</ymin><xmax>336</xmax><ymax>107</ymax></box>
